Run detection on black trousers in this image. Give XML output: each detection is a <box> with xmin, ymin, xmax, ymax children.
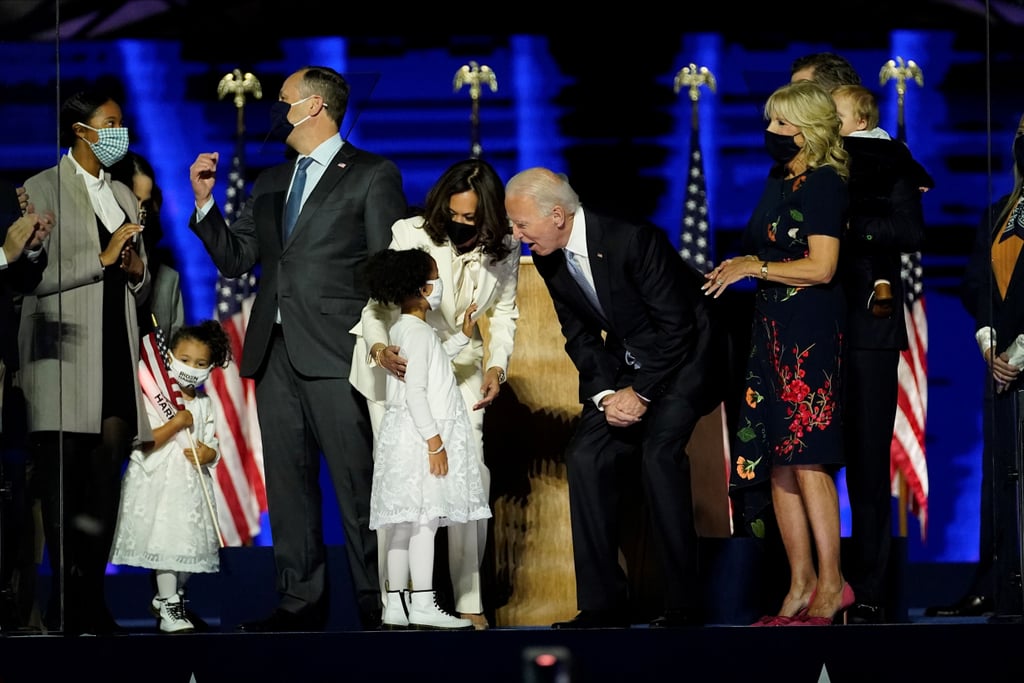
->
<box><xmin>564</xmin><ymin>372</ymin><xmax>701</xmax><ymax>614</ymax></box>
<box><xmin>981</xmin><ymin>383</ymin><xmax>1024</xmax><ymax>617</ymax></box>
<box><xmin>844</xmin><ymin>347</ymin><xmax>900</xmax><ymax>606</ymax></box>
<box><xmin>31</xmin><ymin>419</ymin><xmax>131</xmax><ymax>632</ymax></box>
<box><xmin>255</xmin><ymin>329</ymin><xmax>380</xmax><ymax>627</ymax></box>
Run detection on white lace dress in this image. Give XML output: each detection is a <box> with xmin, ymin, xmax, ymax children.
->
<box><xmin>110</xmin><ymin>392</ymin><xmax>221</xmax><ymax>573</ymax></box>
<box><xmin>369</xmin><ymin>315</ymin><xmax>491</xmax><ymax>529</ymax></box>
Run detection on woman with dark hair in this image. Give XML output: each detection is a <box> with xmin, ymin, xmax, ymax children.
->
<box><xmin>19</xmin><ymin>87</ymin><xmax>151</xmax><ymax>635</ymax></box>
<box><xmin>352</xmin><ymin>158</ymin><xmax>519</xmax><ymax>629</ymax></box>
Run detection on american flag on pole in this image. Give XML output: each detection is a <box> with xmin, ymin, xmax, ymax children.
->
<box><xmin>891</xmin><ymin>250</ymin><xmax>928</xmax><ymax>537</ymax></box>
<box><xmin>679</xmin><ymin>126</ymin><xmax>712</xmax><ymax>274</ymax></box>
<box><xmin>206</xmin><ymin>140</ymin><xmax>268</xmax><ymax>546</ymax></box>
<box><xmin>679</xmin><ymin>116</ymin><xmax>733</xmax><ymax>533</ymax></box>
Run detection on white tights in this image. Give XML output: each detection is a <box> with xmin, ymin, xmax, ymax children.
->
<box><xmin>155</xmin><ymin>570</ymin><xmax>192</xmax><ymax>599</ymax></box>
<box><xmin>386</xmin><ymin>519</ymin><xmax>439</xmax><ymax>592</ymax></box>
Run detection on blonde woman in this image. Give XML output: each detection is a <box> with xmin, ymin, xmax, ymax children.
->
<box><xmin>703</xmin><ymin>80</ymin><xmax>852</xmax><ymax>626</ymax></box>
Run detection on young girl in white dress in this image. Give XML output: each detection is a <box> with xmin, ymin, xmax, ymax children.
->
<box><xmin>364</xmin><ymin>248</ymin><xmax>491</xmax><ymax>630</ymax></box>
<box><xmin>110</xmin><ymin>320</ymin><xmax>231</xmax><ymax>633</ymax></box>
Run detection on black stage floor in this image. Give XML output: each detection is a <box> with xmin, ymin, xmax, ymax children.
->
<box><xmin>3</xmin><ymin>554</ymin><xmax>1019</xmax><ymax>682</ymax></box>
<box><xmin>0</xmin><ymin>616</ymin><xmax>1021</xmax><ymax>683</ymax></box>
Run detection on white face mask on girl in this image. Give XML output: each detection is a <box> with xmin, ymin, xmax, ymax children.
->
<box><xmin>168</xmin><ymin>353</ymin><xmax>213</xmax><ymax>388</ymax></box>
<box><xmin>424</xmin><ymin>277</ymin><xmax>443</xmax><ymax>310</ymax></box>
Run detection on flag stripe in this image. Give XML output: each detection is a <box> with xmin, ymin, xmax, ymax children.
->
<box><xmin>891</xmin><ymin>252</ymin><xmax>928</xmax><ymax>537</ymax></box>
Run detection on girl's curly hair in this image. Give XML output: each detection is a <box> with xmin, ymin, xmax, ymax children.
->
<box><xmin>169</xmin><ymin>320</ymin><xmax>233</xmax><ymax>368</ymax></box>
<box><xmin>363</xmin><ymin>248</ymin><xmax>434</xmax><ymax>307</ymax></box>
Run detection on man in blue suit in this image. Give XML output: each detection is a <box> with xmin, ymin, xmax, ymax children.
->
<box><xmin>189</xmin><ymin>65</ymin><xmax>407</xmax><ymax>632</ymax></box>
<box><xmin>505</xmin><ymin>167</ymin><xmax>719</xmax><ymax>628</ymax></box>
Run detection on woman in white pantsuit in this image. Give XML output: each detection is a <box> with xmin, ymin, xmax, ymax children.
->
<box><xmin>351</xmin><ymin>158</ymin><xmax>519</xmax><ymax>629</ymax></box>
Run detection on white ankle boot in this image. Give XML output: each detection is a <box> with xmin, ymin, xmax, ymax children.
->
<box><xmin>156</xmin><ymin>593</ymin><xmax>195</xmax><ymax>634</ymax></box>
<box><xmin>407</xmin><ymin>590</ymin><xmax>474</xmax><ymax>630</ymax></box>
<box><xmin>150</xmin><ymin>589</ymin><xmax>185</xmax><ymax>617</ymax></box>
<box><xmin>382</xmin><ymin>589</ymin><xmax>409</xmax><ymax>630</ymax></box>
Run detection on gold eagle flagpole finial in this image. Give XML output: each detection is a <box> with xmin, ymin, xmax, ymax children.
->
<box><xmin>674</xmin><ymin>63</ymin><xmax>716</xmax><ymax>129</ymax></box>
<box><xmin>454</xmin><ymin>61</ymin><xmax>498</xmax><ymax>158</ymax></box>
<box><xmin>879</xmin><ymin>57</ymin><xmax>923</xmax><ymax>142</ymax></box>
<box><xmin>218</xmin><ymin>68</ymin><xmax>263</xmax><ymax>137</ymax></box>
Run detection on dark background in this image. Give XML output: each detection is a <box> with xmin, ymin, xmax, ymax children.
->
<box><xmin>1</xmin><ymin>0</ymin><xmax>1022</xmax><ymax>568</ymax></box>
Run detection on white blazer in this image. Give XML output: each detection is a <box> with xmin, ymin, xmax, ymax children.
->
<box><xmin>350</xmin><ymin>216</ymin><xmax>520</xmax><ymax>403</ymax></box>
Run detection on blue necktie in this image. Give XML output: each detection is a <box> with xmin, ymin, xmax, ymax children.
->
<box><xmin>565</xmin><ymin>249</ymin><xmax>605</xmax><ymax>317</ymax></box>
<box><xmin>282</xmin><ymin>156</ymin><xmax>314</xmax><ymax>241</ymax></box>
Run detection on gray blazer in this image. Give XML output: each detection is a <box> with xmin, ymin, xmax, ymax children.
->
<box><xmin>18</xmin><ymin>155</ymin><xmax>153</xmax><ymax>442</ymax></box>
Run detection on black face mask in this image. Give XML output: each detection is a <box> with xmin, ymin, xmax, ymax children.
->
<box><xmin>765</xmin><ymin>130</ymin><xmax>802</xmax><ymax>164</ymax></box>
<box><xmin>1015</xmin><ymin>135</ymin><xmax>1024</xmax><ymax>174</ymax></box>
<box><xmin>267</xmin><ymin>101</ymin><xmax>296</xmax><ymax>143</ymax></box>
<box><xmin>446</xmin><ymin>219</ymin><xmax>478</xmax><ymax>252</ymax></box>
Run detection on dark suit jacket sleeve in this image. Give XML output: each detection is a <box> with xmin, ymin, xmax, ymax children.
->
<box><xmin>189</xmin><ymin>191</ymin><xmax>261</xmax><ymax>278</ymax></box>
<box><xmin>549</xmin><ymin>224</ymin><xmax>702</xmax><ymax>402</ymax></box>
<box><xmin>363</xmin><ymin>160</ymin><xmax>406</xmax><ymax>255</ymax></box>
<box><xmin>547</xmin><ymin>273</ymin><xmax>619</xmax><ymax>400</ymax></box>
<box><xmin>623</xmin><ymin>227</ymin><xmax>702</xmax><ymax>400</ymax></box>
<box><xmin>846</xmin><ymin>173</ymin><xmax>926</xmax><ymax>255</ymax></box>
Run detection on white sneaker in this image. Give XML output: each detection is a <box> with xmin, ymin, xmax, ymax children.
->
<box><xmin>150</xmin><ymin>589</ymin><xmax>185</xmax><ymax>617</ymax></box>
<box><xmin>407</xmin><ymin>590</ymin><xmax>474</xmax><ymax>631</ymax></box>
<box><xmin>381</xmin><ymin>589</ymin><xmax>409</xmax><ymax>630</ymax></box>
<box><xmin>157</xmin><ymin>594</ymin><xmax>195</xmax><ymax>634</ymax></box>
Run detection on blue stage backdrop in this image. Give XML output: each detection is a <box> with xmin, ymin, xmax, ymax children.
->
<box><xmin>0</xmin><ymin>26</ymin><xmax>1017</xmax><ymax>566</ymax></box>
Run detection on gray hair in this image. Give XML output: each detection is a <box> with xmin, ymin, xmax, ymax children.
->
<box><xmin>506</xmin><ymin>167</ymin><xmax>580</xmax><ymax>215</ymax></box>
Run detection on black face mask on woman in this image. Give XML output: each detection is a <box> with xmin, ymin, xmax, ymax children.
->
<box><xmin>445</xmin><ymin>219</ymin><xmax>478</xmax><ymax>251</ymax></box>
<box><xmin>764</xmin><ymin>130</ymin><xmax>801</xmax><ymax>164</ymax></box>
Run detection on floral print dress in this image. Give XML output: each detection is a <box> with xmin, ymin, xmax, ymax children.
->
<box><xmin>731</xmin><ymin>166</ymin><xmax>848</xmax><ymax>512</ymax></box>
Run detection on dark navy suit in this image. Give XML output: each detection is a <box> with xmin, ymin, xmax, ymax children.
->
<box><xmin>533</xmin><ymin>207</ymin><xmax>719</xmax><ymax>618</ymax></box>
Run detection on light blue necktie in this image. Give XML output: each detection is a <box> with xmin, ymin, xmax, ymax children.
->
<box><xmin>282</xmin><ymin>156</ymin><xmax>314</xmax><ymax>241</ymax></box>
<box><xmin>564</xmin><ymin>248</ymin><xmax>605</xmax><ymax>317</ymax></box>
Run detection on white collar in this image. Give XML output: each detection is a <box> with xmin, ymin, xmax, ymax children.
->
<box><xmin>564</xmin><ymin>205</ymin><xmax>589</xmax><ymax>257</ymax></box>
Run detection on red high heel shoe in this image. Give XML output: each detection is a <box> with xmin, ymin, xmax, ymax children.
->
<box><xmin>751</xmin><ymin>588</ymin><xmax>817</xmax><ymax>627</ymax></box>
<box><xmin>750</xmin><ymin>614</ymin><xmax>792</xmax><ymax>626</ymax></box>
<box><xmin>792</xmin><ymin>587</ymin><xmax>817</xmax><ymax>620</ymax></box>
<box><xmin>791</xmin><ymin>583</ymin><xmax>855</xmax><ymax>626</ymax></box>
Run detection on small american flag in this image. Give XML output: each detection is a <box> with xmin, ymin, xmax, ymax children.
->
<box><xmin>138</xmin><ymin>322</ymin><xmax>186</xmax><ymax>437</ymax></box>
<box><xmin>891</xmin><ymin>250</ymin><xmax>929</xmax><ymax>537</ymax></box>
<box><xmin>206</xmin><ymin>139</ymin><xmax>268</xmax><ymax>547</ymax></box>
<box><xmin>679</xmin><ymin>126</ymin><xmax>712</xmax><ymax>274</ymax></box>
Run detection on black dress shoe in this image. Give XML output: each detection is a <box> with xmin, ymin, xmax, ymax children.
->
<box><xmin>551</xmin><ymin>610</ymin><xmax>630</xmax><ymax>629</ymax></box>
<box><xmin>650</xmin><ymin>609</ymin><xmax>702</xmax><ymax>628</ymax></box>
<box><xmin>847</xmin><ymin>602</ymin><xmax>886</xmax><ymax>625</ymax></box>
<box><xmin>924</xmin><ymin>594</ymin><xmax>993</xmax><ymax>618</ymax></box>
<box><xmin>237</xmin><ymin>608</ymin><xmax>325</xmax><ymax>633</ymax></box>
